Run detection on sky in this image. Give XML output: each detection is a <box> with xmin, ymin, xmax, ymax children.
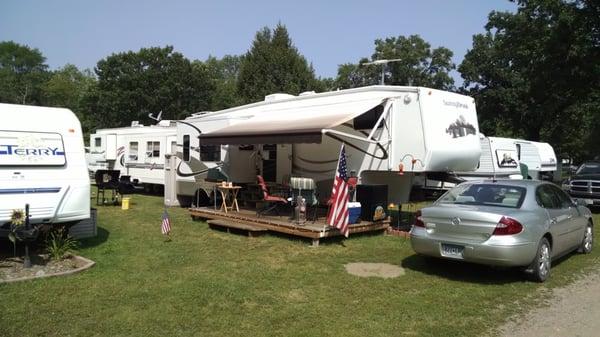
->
<box><xmin>0</xmin><ymin>0</ymin><xmax>516</xmax><ymax>82</ymax></box>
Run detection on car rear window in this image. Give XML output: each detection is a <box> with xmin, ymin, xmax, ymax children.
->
<box><xmin>437</xmin><ymin>183</ymin><xmax>527</xmax><ymax>208</ymax></box>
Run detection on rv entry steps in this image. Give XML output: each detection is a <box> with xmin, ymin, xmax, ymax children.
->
<box><xmin>207</xmin><ymin>219</ymin><xmax>268</xmax><ymax>237</ymax></box>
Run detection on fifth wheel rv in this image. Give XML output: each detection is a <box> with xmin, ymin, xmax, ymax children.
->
<box><xmin>0</xmin><ymin>103</ymin><xmax>92</xmax><ymax>237</ymax></box>
<box><xmin>167</xmin><ymin>86</ymin><xmax>481</xmax><ymax>206</ymax></box>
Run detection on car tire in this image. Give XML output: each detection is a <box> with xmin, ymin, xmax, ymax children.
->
<box><xmin>577</xmin><ymin>222</ymin><xmax>593</xmax><ymax>254</ymax></box>
<box><xmin>528</xmin><ymin>238</ymin><xmax>551</xmax><ymax>282</ymax></box>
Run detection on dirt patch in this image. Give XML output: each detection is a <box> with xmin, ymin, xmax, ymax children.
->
<box><xmin>345</xmin><ymin>262</ymin><xmax>405</xmax><ymax>278</ymax></box>
<box><xmin>0</xmin><ymin>254</ymin><xmax>94</xmax><ymax>283</ymax></box>
<box><xmin>496</xmin><ymin>270</ymin><xmax>600</xmax><ymax>337</ymax></box>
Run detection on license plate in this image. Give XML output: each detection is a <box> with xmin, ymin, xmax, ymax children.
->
<box><xmin>441</xmin><ymin>243</ymin><xmax>464</xmax><ymax>259</ymax></box>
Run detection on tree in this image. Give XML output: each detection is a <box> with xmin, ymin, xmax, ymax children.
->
<box><xmin>237</xmin><ymin>24</ymin><xmax>320</xmax><ymax>103</ymax></box>
<box><xmin>0</xmin><ymin>41</ymin><xmax>49</xmax><ymax>105</ymax></box>
<box><xmin>203</xmin><ymin>55</ymin><xmax>243</xmax><ymax>110</ymax></box>
<box><xmin>334</xmin><ymin>35</ymin><xmax>456</xmax><ymax>90</ymax></box>
<box><xmin>460</xmin><ymin>0</ymin><xmax>600</xmax><ymax>160</ymax></box>
<box><xmin>43</xmin><ymin>64</ymin><xmax>97</xmax><ymax>130</ymax></box>
<box><xmin>91</xmin><ymin>46</ymin><xmax>214</xmax><ymax>129</ymax></box>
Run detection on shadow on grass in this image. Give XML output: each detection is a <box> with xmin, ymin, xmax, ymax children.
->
<box><xmin>401</xmin><ymin>254</ymin><xmax>527</xmax><ymax>284</ymax></box>
<box><xmin>79</xmin><ymin>227</ymin><xmax>110</xmax><ymax>248</ymax></box>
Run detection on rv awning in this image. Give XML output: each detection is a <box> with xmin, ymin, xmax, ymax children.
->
<box><xmin>198</xmin><ymin>98</ymin><xmax>386</xmax><ymax>145</ymax></box>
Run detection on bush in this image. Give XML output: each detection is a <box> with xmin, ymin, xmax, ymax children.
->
<box><xmin>46</xmin><ymin>228</ymin><xmax>79</xmax><ymax>261</ymax></box>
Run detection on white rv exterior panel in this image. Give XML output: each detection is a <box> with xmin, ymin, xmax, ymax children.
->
<box><xmin>533</xmin><ymin>141</ymin><xmax>557</xmax><ymax>172</ymax></box>
<box><xmin>0</xmin><ymin>103</ymin><xmax>90</xmax><ymax>228</ymax></box>
<box><xmin>105</xmin><ymin>134</ymin><xmax>117</xmax><ymax>160</ymax></box>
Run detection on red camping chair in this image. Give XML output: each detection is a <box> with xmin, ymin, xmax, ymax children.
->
<box><xmin>256</xmin><ymin>175</ymin><xmax>287</xmax><ymax>217</ymax></box>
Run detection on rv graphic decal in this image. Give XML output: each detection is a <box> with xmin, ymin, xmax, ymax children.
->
<box><xmin>445</xmin><ymin>115</ymin><xmax>476</xmax><ymax>138</ymax></box>
<box><xmin>0</xmin><ymin>132</ymin><xmax>66</xmax><ymax>166</ymax></box>
<box><xmin>0</xmin><ymin>144</ymin><xmax>64</xmax><ymax>156</ymax></box>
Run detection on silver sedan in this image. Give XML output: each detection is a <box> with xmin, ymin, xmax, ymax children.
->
<box><xmin>410</xmin><ymin>180</ymin><xmax>594</xmax><ymax>282</ymax></box>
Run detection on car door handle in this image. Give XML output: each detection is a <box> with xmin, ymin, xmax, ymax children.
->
<box><xmin>550</xmin><ymin>218</ymin><xmax>557</xmax><ymax>225</ymax></box>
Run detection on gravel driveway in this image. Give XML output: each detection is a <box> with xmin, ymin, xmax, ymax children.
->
<box><xmin>497</xmin><ymin>270</ymin><xmax>600</xmax><ymax>337</ymax></box>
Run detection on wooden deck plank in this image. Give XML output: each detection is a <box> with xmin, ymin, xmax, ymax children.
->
<box><xmin>189</xmin><ymin>207</ymin><xmax>389</xmax><ymax>241</ymax></box>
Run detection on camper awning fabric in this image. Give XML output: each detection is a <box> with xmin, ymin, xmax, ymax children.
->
<box><xmin>198</xmin><ymin>98</ymin><xmax>386</xmax><ymax>145</ymax></box>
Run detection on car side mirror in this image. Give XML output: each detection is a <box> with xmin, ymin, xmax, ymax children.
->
<box><xmin>573</xmin><ymin>198</ymin><xmax>589</xmax><ymax>207</ymax></box>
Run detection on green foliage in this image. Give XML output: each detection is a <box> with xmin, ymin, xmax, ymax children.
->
<box><xmin>0</xmin><ymin>41</ymin><xmax>49</xmax><ymax>105</ymax></box>
<box><xmin>90</xmin><ymin>46</ymin><xmax>214</xmax><ymax>128</ymax></box>
<box><xmin>237</xmin><ymin>24</ymin><xmax>320</xmax><ymax>103</ymax></box>
<box><xmin>335</xmin><ymin>35</ymin><xmax>456</xmax><ymax>90</ymax></box>
<box><xmin>460</xmin><ymin>0</ymin><xmax>600</xmax><ymax>161</ymax></box>
<box><xmin>43</xmin><ymin>64</ymin><xmax>97</xmax><ymax>135</ymax></box>
<box><xmin>203</xmin><ymin>55</ymin><xmax>243</xmax><ymax>110</ymax></box>
<box><xmin>45</xmin><ymin>227</ymin><xmax>79</xmax><ymax>261</ymax></box>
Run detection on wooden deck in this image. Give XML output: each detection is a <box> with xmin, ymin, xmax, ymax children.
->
<box><xmin>189</xmin><ymin>207</ymin><xmax>389</xmax><ymax>246</ymax></box>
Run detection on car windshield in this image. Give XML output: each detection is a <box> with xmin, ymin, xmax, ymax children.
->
<box><xmin>576</xmin><ymin>163</ymin><xmax>600</xmax><ymax>175</ymax></box>
<box><xmin>437</xmin><ymin>183</ymin><xmax>526</xmax><ymax>208</ymax></box>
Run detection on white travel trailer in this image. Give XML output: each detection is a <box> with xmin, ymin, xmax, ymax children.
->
<box><xmin>0</xmin><ymin>103</ymin><xmax>91</xmax><ymax>237</ymax></box>
<box><xmin>168</xmin><ymin>86</ymin><xmax>481</xmax><ymax>206</ymax></box>
<box><xmin>412</xmin><ymin>135</ymin><xmax>523</xmax><ymax>197</ymax></box>
<box><xmin>515</xmin><ymin>140</ymin><xmax>557</xmax><ymax>180</ymax></box>
<box><xmin>458</xmin><ymin>135</ymin><xmax>523</xmax><ymax>180</ymax></box>
<box><xmin>89</xmin><ymin>120</ymin><xmax>177</xmax><ymax>190</ymax></box>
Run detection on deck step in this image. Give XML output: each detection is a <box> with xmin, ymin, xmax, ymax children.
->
<box><xmin>207</xmin><ymin>219</ymin><xmax>268</xmax><ymax>237</ymax></box>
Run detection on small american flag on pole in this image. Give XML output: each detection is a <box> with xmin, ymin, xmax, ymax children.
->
<box><xmin>327</xmin><ymin>144</ymin><xmax>350</xmax><ymax>237</ymax></box>
<box><xmin>161</xmin><ymin>208</ymin><xmax>171</xmax><ymax>236</ymax></box>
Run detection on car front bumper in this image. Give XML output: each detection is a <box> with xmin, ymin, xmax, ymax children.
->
<box><xmin>410</xmin><ymin>227</ymin><xmax>538</xmax><ymax>267</ymax></box>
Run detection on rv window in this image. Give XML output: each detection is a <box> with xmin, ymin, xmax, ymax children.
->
<box><xmin>94</xmin><ymin>137</ymin><xmax>102</xmax><ymax>147</ymax></box>
<box><xmin>129</xmin><ymin>142</ymin><xmax>138</xmax><ymax>161</ymax></box>
<box><xmin>146</xmin><ymin>141</ymin><xmax>160</xmax><ymax>158</ymax></box>
<box><xmin>353</xmin><ymin>105</ymin><xmax>384</xmax><ymax>130</ymax></box>
<box><xmin>183</xmin><ymin>135</ymin><xmax>190</xmax><ymax>161</ymax></box>
<box><xmin>516</xmin><ymin>144</ymin><xmax>522</xmax><ymax>160</ymax></box>
<box><xmin>200</xmin><ymin>144</ymin><xmax>221</xmax><ymax>162</ymax></box>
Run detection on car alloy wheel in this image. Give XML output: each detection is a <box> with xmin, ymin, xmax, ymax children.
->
<box><xmin>528</xmin><ymin>238</ymin><xmax>551</xmax><ymax>282</ymax></box>
<box><xmin>538</xmin><ymin>243</ymin><xmax>550</xmax><ymax>279</ymax></box>
<box><xmin>581</xmin><ymin>224</ymin><xmax>593</xmax><ymax>254</ymax></box>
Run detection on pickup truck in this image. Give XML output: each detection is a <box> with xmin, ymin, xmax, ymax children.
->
<box><xmin>563</xmin><ymin>161</ymin><xmax>600</xmax><ymax>207</ymax></box>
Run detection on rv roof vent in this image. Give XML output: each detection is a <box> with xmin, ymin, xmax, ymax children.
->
<box><xmin>131</xmin><ymin>121</ymin><xmax>140</xmax><ymax>127</ymax></box>
<box><xmin>158</xmin><ymin>120</ymin><xmax>172</xmax><ymax>127</ymax></box>
<box><xmin>299</xmin><ymin>91</ymin><xmax>316</xmax><ymax>96</ymax></box>
<box><xmin>264</xmin><ymin>93</ymin><xmax>295</xmax><ymax>102</ymax></box>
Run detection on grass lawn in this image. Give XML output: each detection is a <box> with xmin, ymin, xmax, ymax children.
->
<box><xmin>1</xmin><ymin>192</ymin><xmax>599</xmax><ymax>337</ymax></box>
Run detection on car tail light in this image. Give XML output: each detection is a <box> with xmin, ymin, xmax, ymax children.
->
<box><xmin>414</xmin><ymin>210</ymin><xmax>425</xmax><ymax>228</ymax></box>
<box><xmin>492</xmin><ymin>216</ymin><xmax>523</xmax><ymax>235</ymax></box>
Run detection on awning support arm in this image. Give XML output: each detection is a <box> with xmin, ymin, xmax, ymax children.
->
<box><xmin>367</xmin><ymin>99</ymin><xmax>393</xmax><ymax>141</ymax></box>
<box><xmin>321</xmin><ymin>129</ymin><xmax>390</xmax><ymax>145</ymax></box>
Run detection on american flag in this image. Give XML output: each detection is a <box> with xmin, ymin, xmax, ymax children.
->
<box><xmin>161</xmin><ymin>209</ymin><xmax>171</xmax><ymax>235</ymax></box>
<box><xmin>327</xmin><ymin>144</ymin><xmax>350</xmax><ymax>237</ymax></box>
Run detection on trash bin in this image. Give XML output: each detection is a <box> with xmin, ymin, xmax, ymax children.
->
<box><xmin>121</xmin><ymin>197</ymin><xmax>131</xmax><ymax>210</ymax></box>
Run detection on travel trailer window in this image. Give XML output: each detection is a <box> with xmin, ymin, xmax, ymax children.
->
<box><xmin>353</xmin><ymin>104</ymin><xmax>384</xmax><ymax>130</ymax></box>
<box><xmin>146</xmin><ymin>141</ymin><xmax>160</xmax><ymax>158</ymax></box>
<box><xmin>183</xmin><ymin>135</ymin><xmax>190</xmax><ymax>161</ymax></box>
<box><xmin>129</xmin><ymin>142</ymin><xmax>138</xmax><ymax>161</ymax></box>
<box><xmin>94</xmin><ymin>137</ymin><xmax>101</xmax><ymax>147</ymax></box>
<box><xmin>200</xmin><ymin>145</ymin><xmax>221</xmax><ymax>162</ymax></box>
<box><xmin>516</xmin><ymin>144</ymin><xmax>522</xmax><ymax>160</ymax></box>
<box><xmin>496</xmin><ymin>149</ymin><xmax>518</xmax><ymax>168</ymax></box>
